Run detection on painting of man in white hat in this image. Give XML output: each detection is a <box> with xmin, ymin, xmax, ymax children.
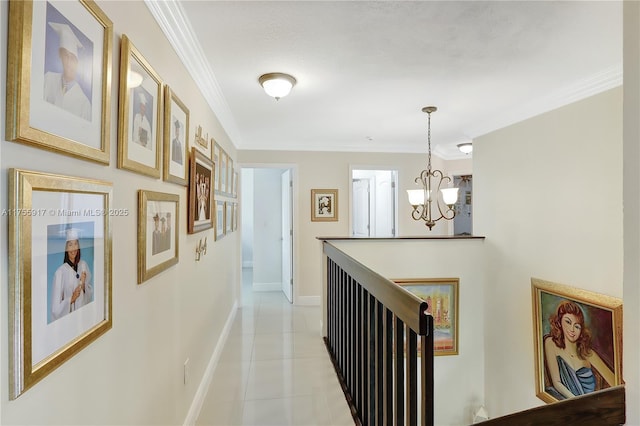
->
<box><xmin>43</xmin><ymin>6</ymin><xmax>93</xmax><ymax>122</ymax></box>
<box><xmin>132</xmin><ymin>89</ymin><xmax>153</xmax><ymax>149</ymax></box>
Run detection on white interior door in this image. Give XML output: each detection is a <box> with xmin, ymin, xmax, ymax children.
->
<box><xmin>375</xmin><ymin>172</ymin><xmax>395</xmax><ymax>237</ymax></box>
<box><xmin>281</xmin><ymin>169</ymin><xmax>293</xmax><ymax>302</ymax></box>
<box><xmin>352</xmin><ymin>178</ymin><xmax>370</xmax><ymax>237</ymax></box>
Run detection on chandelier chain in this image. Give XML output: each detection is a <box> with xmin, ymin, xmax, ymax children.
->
<box><xmin>427</xmin><ymin>111</ymin><xmax>432</xmax><ymax>171</ymax></box>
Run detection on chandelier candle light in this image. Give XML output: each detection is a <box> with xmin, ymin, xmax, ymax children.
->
<box><xmin>407</xmin><ymin>106</ymin><xmax>459</xmax><ymax>230</ymax></box>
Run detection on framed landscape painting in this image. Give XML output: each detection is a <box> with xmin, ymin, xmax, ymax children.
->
<box><xmin>8</xmin><ymin>169</ymin><xmax>113</xmax><ymax>399</ymax></box>
<box><xmin>532</xmin><ymin>278</ymin><xmax>623</xmax><ymax>403</ymax></box>
<box><xmin>6</xmin><ymin>0</ymin><xmax>113</xmax><ymax>164</ymax></box>
<box><xmin>393</xmin><ymin>278</ymin><xmax>459</xmax><ymax>356</ymax></box>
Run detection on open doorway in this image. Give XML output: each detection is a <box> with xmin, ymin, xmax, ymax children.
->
<box><xmin>453</xmin><ymin>174</ymin><xmax>472</xmax><ymax>235</ymax></box>
<box><xmin>240</xmin><ymin>166</ymin><xmax>294</xmax><ymax>303</ymax></box>
<box><xmin>351</xmin><ymin>169</ymin><xmax>398</xmax><ymax>237</ymax></box>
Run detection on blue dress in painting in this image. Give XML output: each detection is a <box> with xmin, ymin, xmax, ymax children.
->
<box><xmin>546</xmin><ymin>355</ymin><xmax>596</xmax><ymax>400</ymax></box>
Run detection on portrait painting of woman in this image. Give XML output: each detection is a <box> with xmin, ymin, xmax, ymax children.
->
<box><xmin>532</xmin><ymin>278</ymin><xmax>623</xmax><ymax>403</ymax></box>
<box><xmin>543</xmin><ymin>300</ymin><xmax>615</xmax><ymax>400</ymax></box>
<box><xmin>47</xmin><ymin>223</ymin><xmax>95</xmax><ymax>323</ymax></box>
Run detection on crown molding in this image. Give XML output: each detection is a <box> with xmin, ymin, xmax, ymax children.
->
<box><xmin>467</xmin><ymin>63</ymin><xmax>622</xmax><ymax>139</ymax></box>
<box><xmin>144</xmin><ymin>0</ymin><xmax>243</xmax><ymax>148</ymax></box>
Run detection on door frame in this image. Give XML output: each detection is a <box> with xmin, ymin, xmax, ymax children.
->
<box><xmin>349</xmin><ymin>164</ymin><xmax>399</xmax><ymax>238</ymax></box>
<box><xmin>239</xmin><ymin>162</ymin><xmax>298</xmax><ymax>305</ymax></box>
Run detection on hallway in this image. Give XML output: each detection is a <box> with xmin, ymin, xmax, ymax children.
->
<box><xmin>196</xmin><ymin>269</ymin><xmax>354</xmax><ymax>425</ymax></box>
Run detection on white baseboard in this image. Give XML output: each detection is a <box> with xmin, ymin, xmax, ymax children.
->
<box><xmin>252</xmin><ymin>282</ymin><xmax>281</xmax><ymax>292</ymax></box>
<box><xmin>242</xmin><ymin>261</ymin><xmax>253</xmax><ymax>268</ymax></box>
<box><xmin>183</xmin><ymin>300</ymin><xmax>238</xmax><ymax>426</ymax></box>
<box><xmin>295</xmin><ymin>295</ymin><xmax>321</xmax><ymax>306</ymax></box>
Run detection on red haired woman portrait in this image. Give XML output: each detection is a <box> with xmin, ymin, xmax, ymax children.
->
<box><xmin>543</xmin><ymin>300</ymin><xmax>615</xmax><ymax>400</ymax></box>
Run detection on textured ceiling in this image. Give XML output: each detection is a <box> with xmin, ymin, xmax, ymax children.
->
<box><xmin>149</xmin><ymin>1</ymin><xmax>622</xmax><ymax>159</ymax></box>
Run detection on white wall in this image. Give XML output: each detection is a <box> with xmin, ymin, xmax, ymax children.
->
<box><xmin>241</xmin><ymin>168</ymin><xmax>254</xmax><ymax>267</ymax></box>
<box><xmin>474</xmin><ymin>87</ymin><xmax>623</xmax><ymax>417</ymax></box>
<box><xmin>623</xmin><ymin>3</ymin><xmax>640</xmax><ymax>424</ymax></box>
<box><xmin>331</xmin><ymin>238</ymin><xmax>486</xmax><ymax>426</ymax></box>
<box><xmin>1</xmin><ymin>2</ymin><xmax>239</xmax><ymax>424</ymax></box>
<box><xmin>238</xmin><ymin>150</ymin><xmax>471</xmax><ymax>300</ymax></box>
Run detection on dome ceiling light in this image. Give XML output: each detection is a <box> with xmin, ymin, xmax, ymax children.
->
<box><xmin>258</xmin><ymin>73</ymin><xmax>297</xmax><ymax>101</ymax></box>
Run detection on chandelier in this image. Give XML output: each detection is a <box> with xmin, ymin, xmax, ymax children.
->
<box><xmin>407</xmin><ymin>106</ymin><xmax>459</xmax><ymax>230</ymax></box>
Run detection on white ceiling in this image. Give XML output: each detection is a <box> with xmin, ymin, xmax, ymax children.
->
<box><xmin>147</xmin><ymin>1</ymin><xmax>622</xmax><ymax>160</ymax></box>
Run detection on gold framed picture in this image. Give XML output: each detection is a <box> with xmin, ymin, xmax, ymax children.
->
<box><xmin>232</xmin><ymin>170</ymin><xmax>238</xmax><ymax>199</ymax></box>
<box><xmin>188</xmin><ymin>148</ymin><xmax>214</xmax><ymax>234</ymax></box>
<box><xmin>220</xmin><ymin>148</ymin><xmax>228</xmax><ymax>194</ymax></box>
<box><xmin>138</xmin><ymin>190</ymin><xmax>179</xmax><ymax>284</ymax></box>
<box><xmin>117</xmin><ymin>34</ymin><xmax>163</xmax><ymax>178</ymax></box>
<box><xmin>225</xmin><ymin>201</ymin><xmax>232</xmax><ymax>234</ymax></box>
<box><xmin>227</xmin><ymin>158</ymin><xmax>234</xmax><ymax>196</ymax></box>
<box><xmin>213</xmin><ymin>142</ymin><xmax>221</xmax><ymax>194</ymax></box>
<box><xmin>393</xmin><ymin>278</ymin><xmax>459</xmax><ymax>356</ymax></box>
<box><xmin>162</xmin><ymin>86</ymin><xmax>189</xmax><ymax>185</ymax></box>
<box><xmin>215</xmin><ymin>200</ymin><xmax>225</xmax><ymax>241</ymax></box>
<box><xmin>6</xmin><ymin>0</ymin><xmax>113</xmax><ymax>164</ymax></box>
<box><xmin>311</xmin><ymin>189</ymin><xmax>338</xmax><ymax>222</ymax></box>
<box><xmin>8</xmin><ymin>169</ymin><xmax>114</xmax><ymax>399</ymax></box>
<box><xmin>532</xmin><ymin>278</ymin><xmax>623</xmax><ymax>403</ymax></box>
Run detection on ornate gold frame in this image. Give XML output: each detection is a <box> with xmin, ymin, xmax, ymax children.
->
<box><xmin>162</xmin><ymin>86</ymin><xmax>189</xmax><ymax>185</ymax></box>
<box><xmin>531</xmin><ymin>278</ymin><xmax>623</xmax><ymax>403</ymax></box>
<box><xmin>6</xmin><ymin>0</ymin><xmax>112</xmax><ymax>164</ymax></box>
<box><xmin>8</xmin><ymin>169</ymin><xmax>113</xmax><ymax>399</ymax></box>
<box><xmin>137</xmin><ymin>190</ymin><xmax>179</xmax><ymax>283</ymax></box>
<box><xmin>117</xmin><ymin>34</ymin><xmax>163</xmax><ymax>178</ymax></box>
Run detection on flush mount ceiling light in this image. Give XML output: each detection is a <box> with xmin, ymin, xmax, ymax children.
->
<box><xmin>258</xmin><ymin>73</ymin><xmax>297</xmax><ymax>100</ymax></box>
<box><xmin>407</xmin><ymin>106</ymin><xmax>459</xmax><ymax>230</ymax></box>
<box><xmin>457</xmin><ymin>143</ymin><xmax>473</xmax><ymax>154</ymax></box>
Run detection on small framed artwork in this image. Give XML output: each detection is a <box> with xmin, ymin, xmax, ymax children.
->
<box><xmin>228</xmin><ymin>158</ymin><xmax>234</xmax><ymax>196</ymax></box>
<box><xmin>188</xmin><ymin>147</ymin><xmax>214</xmax><ymax>234</ymax></box>
<box><xmin>215</xmin><ymin>201</ymin><xmax>225</xmax><ymax>241</ymax></box>
<box><xmin>225</xmin><ymin>201</ymin><xmax>232</xmax><ymax>234</ymax></box>
<box><xmin>162</xmin><ymin>86</ymin><xmax>189</xmax><ymax>185</ymax></box>
<box><xmin>232</xmin><ymin>171</ymin><xmax>238</xmax><ymax>198</ymax></box>
<box><xmin>117</xmin><ymin>35</ymin><xmax>163</xmax><ymax>178</ymax></box>
<box><xmin>8</xmin><ymin>169</ymin><xmax>113</xmax><ymax>399</ymax></box>
<box><xmin>393</xmin><ymin>278</ymin><xmax>459</xmax><ymax>356</ymax></box>
<box><xmin>213</xmin><ymin>143</ymin><xmax>221</xmax><ymax>194</ymax></box>
<box><xmin>193</xmin><ymin>125</ymin><xmax>211</xmax><ymax>157</ymax></box>
<box><xmin>138</xmin><ymin>190</ymin><xmax>179</xmax><ymax>284</ymax></box>
<box><xmin>231</xmin><ymin>202</ymin><xmax>238</xmax><ymax>231</ymax></box>
<box><xmin>311</xmin><ymin>189</ymin><xmax>338</xmax><ymax>222</ymax></box>
<box><xmin>532</xmin><ymin>278</ymin><xmax>623</xmax><ymax>404</ymax></box>
<box><xmin>6</xmin><ymin>0</ymin><xmax>113</xmax><ymax>164</ymax></box>
<box><xmin>220</xmin><ymin>148</ymin><xmax>228</xmax><ymax>195</ymax></box>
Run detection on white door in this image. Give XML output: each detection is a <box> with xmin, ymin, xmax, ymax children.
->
<box><xmin>375</xmin><ymin>172</ymin><xmax>395</xmax><ymax>237</ymax></box>
<box><xmin>352</xmin><ymin>178</ymin><xmax>370</xmax><ymax>237</ymax></box>
<box><xmin>281</xmin><ymin>169</ymin><xmax>293</xmax><ymax>302</ymax></box>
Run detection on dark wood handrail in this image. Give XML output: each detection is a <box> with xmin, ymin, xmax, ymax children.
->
<box><xmin>477</xmin><ymin>385</ymin><xmax>625</xmax><ymax>426</ymax></box>
<box><xmin>323</xmin><ymin>241</ymin><xmax>435</xmax><ymax>426</ymax></box>
<box><xmin>323</xmin><ymin>241</ymin><xmax>428</xmax><ymax>334</ymax></box>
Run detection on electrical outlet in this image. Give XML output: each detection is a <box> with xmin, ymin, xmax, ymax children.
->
<box><xmin>183</xmin><ymin>358</ymin><xmax>189</xmax><ymax>385</ymax></box>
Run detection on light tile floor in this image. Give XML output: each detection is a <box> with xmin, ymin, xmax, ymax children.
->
<box><xmin>196</xmin><ymin>269</ymin><xmax>354</xmax><ymax>426</ymax></box>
